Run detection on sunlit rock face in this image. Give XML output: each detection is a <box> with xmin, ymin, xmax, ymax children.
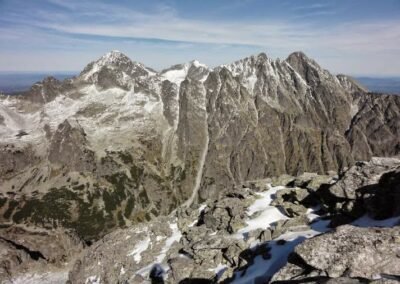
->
<box><xmin>0</xmin><ymin>50</ymin><xmax>399</xmax><ymax>244</ymax></box>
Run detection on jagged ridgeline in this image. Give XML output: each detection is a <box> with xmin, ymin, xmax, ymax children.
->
<box><xmin>0</xmin><ymin>51</ymin><xmax>399</xmax><ymax>241</ymax></box>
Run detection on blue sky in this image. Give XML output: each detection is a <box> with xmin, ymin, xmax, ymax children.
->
<box><xmin>0</xmin><ymin>0</ymin><xmax>399</xmax><ymax>76</ymax></box>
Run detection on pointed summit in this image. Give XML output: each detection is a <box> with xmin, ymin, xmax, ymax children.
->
<box><xmin>223</xmin><ymin>52</ymin><xmax>272</xmax><ymax>77</ymax></box>
<box><xmin>80</xmin><ymin>51</ymin><xmax>133</xmax><ymax>79</ymax></box>
<box><xmin>79</xmin><ymin>50</ymin><xmax>156</xmax><ymax>84</ymax></box>
<box><xmin>97</xmin><ymin>50</ymin><xmax>132</xmax><ymax>66</ymax></box>
<box><xmin>286</xmin><ymin>51</ymin><xmax>322</xmax><ymax>71</ymax></box>
<box><xmin>285</xmin><ymin>51</ymin><xmax>326</xmax><ymax>85</ymax></box>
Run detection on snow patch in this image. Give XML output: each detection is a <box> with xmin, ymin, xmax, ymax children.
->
<box><xmin>134</xmin><ymin>221</ymin><xmax>182</xmax><ymax>279</ymax></box>
<box><xmin>155</xmin><ymin>222</ymin><xmax>182</xmax><ymax>263</ymax></box>
<box><xmin>85</xmin><ymin>275</ymin><xmax>101</xmax><ymax>284</ymax></box>
<box><xmin>232</xmin><ymin>218</ymin><xmax>330</xmax><ymax>284</ymax></box>
<box><xmin>208</xmin><ymin>264</ymin><xmax>228</xmax><ymax>279</ymax></box>
<box><xmin>236</xmin><ymin>185</ymin><xmax>288</xmax><ymax>236</ymax></box>
<box><xmin>161</xmin><ymin>67</ymin><xmax>189</xmax><ymax>85</ymax></box>
<box><xmin>11</xmin><ymin>271</ymin><xmax>68</xmax><ymax>284</ymax></box>
<box><xmin>192</xmin><ymin>60</ymin><xmax>207</xmax><ymax>69</ymax></box>
<box><xmin>127</xmin><ymin>236</ymin><xmax>151</xmax><ymax>263</ymax></box>
<box><xmin>120</xmin><ymin>266</ymin><xmax>126</xmax><ymax>275</ymax></box>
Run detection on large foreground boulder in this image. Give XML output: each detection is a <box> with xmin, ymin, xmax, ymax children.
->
<box><xmin>272</xmin><ymin>225</ymin><xmax>400</xmax><ymax>283</ymax></box>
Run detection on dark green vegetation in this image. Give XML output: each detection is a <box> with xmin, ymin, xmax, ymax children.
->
<box><xmin>0</xmin><ymin>197</ymin><xmax>7</xmax><ymax>208</ymax></box>
<box><xmin>6</xmin><ymin>187</ymin><xmax>111</xmax><ymax>240</ymax></box>
<box><xmin>1</xmin><ymin>171</ymin><xmax>142</xmax><ymax>241</ymax></box>
<box><xmin>3</xmin><ymin>200</ymin><xmax>18</xmax><ymax>219</ymax></box>
<box><xmin>0</xmin><ymin>151</ymin><xmax>189</xmax><ymax>241</ymax></box>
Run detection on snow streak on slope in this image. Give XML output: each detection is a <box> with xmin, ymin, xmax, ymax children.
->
<box><xmin>155</xmin><ymin>222</ymin><xmax>182</xmax><ymax>263</ymax></box>
<box><xmin>127</xmin><ymin>236</ymin><xmax>151</xmax><ymax>263</ymax></box>
<box><xmin>11</xmin><ymin>271</ymin><xmax>68</xmax><ymax>284</ymax></box>
<box><xmin>182</xmin><ymin>85</ymin><xmax>209</xmax><ymax>208</ymax></box>
<box><xmin>182</xmin><ymin>131</ymin><xmax>209</xmax><ymax>208</ymax></box>
<box><xmin>134</xmin><ymin>220</ymin><xmax>182</xmax><ymax>279</ymax></box>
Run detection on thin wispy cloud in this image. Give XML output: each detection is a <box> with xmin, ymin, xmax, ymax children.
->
<box><xmin>0</xmin><ymin>0</ymin><xmax>399</xmax><ymax>75</ymax></box>
<box><xmin>292</xmin><ymin>3</ymin><xmax>331</xmax><ymax>11</ymax></box>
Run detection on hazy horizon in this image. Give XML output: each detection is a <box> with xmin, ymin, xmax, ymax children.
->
<box><xmin>0</xmin><ymin>50</ymin><xmax>399</xmax><ymax>78</ymax></box>
<box><xmin>1</xmin><ymin>70</ymin><xmax>400</xmax><ymax>95</ymax></box>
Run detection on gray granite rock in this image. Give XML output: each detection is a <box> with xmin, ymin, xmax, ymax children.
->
<box><xmin>272</xmin><ymin>225</ymin><xmax>400</xmax><ymax>282</ymax></box>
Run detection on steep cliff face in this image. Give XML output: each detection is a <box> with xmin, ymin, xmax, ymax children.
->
<box><xmin>346</xmin><ymin>92</ymin><xmax>400</xmax><ymax>161</ymax></box>
<box><xmin>0</xmin><ymin>50</ymin><xmax>399</xmax><ymax>241</ymax></box>
<box><xmin>198</xmin><ymin>52</ymin><xmax>364</xmax><ymax>201</ymax></box>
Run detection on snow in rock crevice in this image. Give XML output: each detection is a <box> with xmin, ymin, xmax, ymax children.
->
<box><xmin>127</xmin><ymin>236</ymin><xmax>151</xmax><ymax>263</ymax></box>
<box><xmin>231</xmin><ymin>184</ymin><xmax>331</xmax><ymax>283</ymax></box>
<box><xmin>236</xmin><ymin>185</ymin><xmax>288</xmax><ymax>236</ymax></box>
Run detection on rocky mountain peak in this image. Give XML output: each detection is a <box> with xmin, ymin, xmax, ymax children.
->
<box><xmin>285</xmin><ymin>51</ymin><xmax>333</xmax><ymax>86</ymax></box>
<box><xmin>161</xmin><ymin>60</ymin><xmax>209</xmax><ymax>85</ymax></box>
<box><xmin>217</xmin><ymin>52</ymin><xmax>278</xmax><ymax>94</ymax></box>
<box><xmin>30</xmin><ymin>76</ymin><xmax>60</xmax><ymax>92</ymax></box>
<box><xmin>224</xmin><ymin>52</ymin><xmax>272</xmax><ymax>76</ymax></box>
<box><xmin>286</xmin><ymin>51</ymin><xmax>312</xmax><ymax>62</ymax></box>
<box><xmin>40</xmin><ymin>76</ymin><xmax>61</xmax><ymax>85</ymax></box>
<box><xmin>286</xmin><ymin>51</ymin><xmax>322</xmax><ymax>72</ymax></box>
<box><xmin>17</xmin><ymin>76</ymin><xmax>65</xmax><ymax>104</ymax></box>
<box><xmin>253</xmin><ymin>52</ymin><xmax>270</xmax><ymax>61</ymax></box>
<box><xmin>79</xmin><ymin>50</ymin><xmax>156</xmax><ymax>85</ymax></box>
<box><xmin>190</xmin><ymin>60</ymin><xmax>208</xmax><ymax>69</ymax></box>
<box><xmin>92</xmin><ymin>50</ymin><xmax>132</xmax><ymax>69</ymax></box>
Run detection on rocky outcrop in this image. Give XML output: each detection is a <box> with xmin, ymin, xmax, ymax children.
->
<box><xmin>271</xmin><ymin>225</ymin><xmax>400</xmax><ymax>283</ymax></box>
<box><xmin>346</xmin><ymin>93</ymin><xmax>400</xmax><ymax>161</ymax></box>
<box><xmin>0</xmin><ymin>225</ymin><xmax>85</xmax><ymax>282</ymax></box>
<box><xmin>0</xmin><ymin>144</ymin><xmax>39</xmax><ymax>180</ymax></box>
<box><xmin>21</xmin><ymin>77</ymin><xmax>69</xmax><ymax>105</ymax></box>
<box><xmin>315</xmin><ymin>157</ymin><xmax>400</xmax><ymax>225</ymax></box>
<box><xmin>48</xmin><ymin>119</ymin><xmax>95</xmax><ymax>172</ymax></box>
<box><xmin>67</xmin><ymin>216</ymin><xmax>181</xmax><ymax>284</ymax></box>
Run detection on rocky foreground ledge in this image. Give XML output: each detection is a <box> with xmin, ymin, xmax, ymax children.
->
<box><xmin>2</xmin><ymin>157</ymin><xmax>400</xmax><ymax>283</ymax></box>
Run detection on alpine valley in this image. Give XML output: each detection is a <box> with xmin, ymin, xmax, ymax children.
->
<box><xmin>0</xmin><ymin>51</ymin><xmax>399</xmax><ymax>284</ymax></box>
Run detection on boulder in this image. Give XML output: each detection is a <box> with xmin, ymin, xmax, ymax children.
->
<box><xmin>325</xmin><ymin>158</ymin><xmax>400</xmax><ymax>200</ymax></box>
<box><xmin>270</xmin><ymin>175</ymin><xmax>296</xmax><ymax>187</ymax></box>
<box><xmin>272</xmin><ymin>225</ymin><xmax>400</xmax><ymax>282</ymax></box>
<box><xmin>202</xmin><ymin>193</ymin><xmax>247</xmax><ymax>233</ymax></box>
<box><xmin>271</xmin><ymin>216</ymin><xmax>310</xmax><ymax>239</ymax></box>
<box><xmin>271</xmin><ymin>187</ymin><xmax>309</xmax><ymax>217</ymax></box>
<box><xmin>317</xmin><ymin>157</ymin><xmax>400</xmax><ymax>225</ymax></box>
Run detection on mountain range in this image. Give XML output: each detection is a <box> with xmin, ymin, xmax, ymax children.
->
<box><xmin>0</xmin><ymin>50</ymin><xmax>399</xmax><ymax>283</ymax></box>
